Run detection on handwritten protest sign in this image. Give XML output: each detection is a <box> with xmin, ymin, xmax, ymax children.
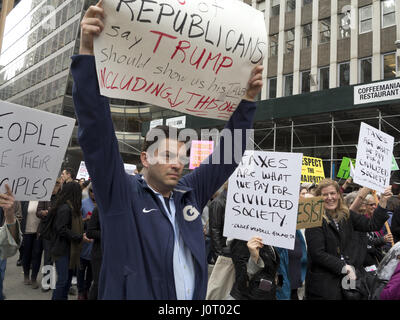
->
<box><xmin>296</xmin><ymin>197</ymin><xmax>324</xmax><ymax>230</ymax></box>
<box><xmin>76</xmin><ymin>161</ymin><xmax>137</xmax><ymax>179</ymax></box>
<box><xmin>301</xmin><ymin>156</ymin><xmax>325</xmax><ymax>184</ymax></box>
<box><xmin>337</xmin><ymin>157</ymin><xmax>356</xmax><ymax>179</ymax></box>
<box><xmin>76</xmin><ymin>161</ymin><xmax>90</xmax><ymax>180</ymax></box>
<box><xmin>353</xmin><ymin>122</ymin><xmax>394</xmax><ymax>193</ymax></box>
<box><xmin>189</xmin><ymin>140</ymin><xmax>214</xmax><ymax>170</ymax></box>
<box><xmin>0</xmin><ymin>101</ymin><xmax>75</xmax><ymax>201</ymax></box>
<box><xmin>223</xmin><ymin>151</ymin><xmax>302</xmax><ymax>250</ymax></box>
<box><xmin>93</xmin><ymin>0</ymin><xmax>267</xmax><ymax>120</ymax></box>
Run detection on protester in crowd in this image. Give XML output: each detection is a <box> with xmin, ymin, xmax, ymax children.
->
<box><xmin>0</xmin><ymin>185</ymin><xmax>23</xmax><ymax>300</ymax></box>
<box><xmin>392</xmin><ymin>208</ymin><xmax>400</xmax><ymax>244</ymax></box>
<box><xmin>15</xmin><ymin>201</ymin><xmax>24</xmax><ymax>267</ymax></box>
<box><xmin>50</xmin><ymin>181</ymin><xmax>84</xmax><ymax>300</ymax></box>
<box><xmin>60</xmin><ymin>168</ymin><xmax>76</xmax><ymax>186</ymax></box>
<box><xmin>71</xmin><ymin>1</ymin><xmax>263</xmax><ymax>299</ymax></box>
<box><xmin>380</xmin><ymin>254</ymin><xmax>400</xmax><ymax>300</ymax></box>
<box><xmin>304</xmin><ymin>179</ymin><xmax>391</xmax><ymax>300</ymax></box>
<box><xmin>86</xmin><ymin>207</ymin><xmax>101</xmax><ymax>300</ymax></box>
<box><xmin>77</xmin><ymin>183</ymin><xmax>95</xmax><ymax>300</ymax></box>
<box><xmin>307</xmin><ymin>183</ymin><xmax>317</xmax><ymax>196</ymax></box>
<box><xmin>340</xmin><ymin>177</ymin><xmax>353</xmax><ymax>194</ymax></box>
<box><xmin>299</xmin><ymin>186</ymin><xmax>308</xmax><ymax>198</ymax></box>
<box><xmin>227</xmin><ymin>236</ymin><xmax>279</xmax><ymax>300</ymax></box>
<box><xmin>209</xmin><ymin>182</ymin><xmax>230</xmax><ymax>258</ymax></box>
<box><xmin>20</xmin><ymin>200</ymin><xmax>43</xmax><ymax>289</ymax></box>
<box><xmin>81</xmin><ymin>180</ymin><xmax>91</xmax><ymax>200</ymax></box>
<box><xmin>36</xmin><ymin>178</ymin><xmax>62</xmax><ymax>292</ymax></box>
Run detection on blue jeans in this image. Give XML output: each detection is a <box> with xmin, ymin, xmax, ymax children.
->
<box><xmin>52</xmin><ymin>255</ymin><xmax>73</xmax><ymax>300</ymax></box>
<box><xmin>0</xmin><ymin>259</ymin><xmax>7</xmax><ymax>300</ymax></box>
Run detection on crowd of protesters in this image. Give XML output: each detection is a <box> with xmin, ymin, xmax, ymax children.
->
<box><xmin>0</xmin><ymin>1</ymin><xmax>400</xmax><ymax>301</ymax></box>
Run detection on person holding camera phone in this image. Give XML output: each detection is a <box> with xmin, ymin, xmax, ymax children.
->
<box><xmin>226</xmin><ymin>236</ymin><xmax>280</xmax><ymax>300</ymax></box>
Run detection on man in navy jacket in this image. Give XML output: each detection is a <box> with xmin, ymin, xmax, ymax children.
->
<box><xmin>72</xmin><ymin>1</ymin><xmax>263</xmax><ymax>300</ymax></box>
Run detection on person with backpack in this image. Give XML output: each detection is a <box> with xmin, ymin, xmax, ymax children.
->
<box><xmin>49</xmin><ymin>182</ymin><xmax>84</xmax><ymax>300</ymax></box>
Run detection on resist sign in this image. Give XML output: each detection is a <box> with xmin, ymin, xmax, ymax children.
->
<box><xmin>0</xmin><ymin>101</ymin><xmax>75</xmax><ymax>201</ymax></box>
<box><xmin>94</xmin><ymin>0</ymin><xmax>267</xmax><ymax>120</ymax></box>
<box><xmin>223</xmin><ymin>150</ymin><xmax>303</xmax><ymax>250</ymax></box>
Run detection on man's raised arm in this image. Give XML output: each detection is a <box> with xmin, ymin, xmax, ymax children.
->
<box><xmin>71</xmin><ymin>0</ymin><xmax>128</xmax><ymax>214</ymax></box>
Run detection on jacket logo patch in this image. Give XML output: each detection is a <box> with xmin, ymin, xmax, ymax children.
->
<box><xmin>143</xmin><ymin>208</ymin><xmax>157</xmax><ymax>213</ymax></box>
<box><xmin>183</xmin><ymin>205</ymin><xmax>200</xmax><ymax>222</ymax></box>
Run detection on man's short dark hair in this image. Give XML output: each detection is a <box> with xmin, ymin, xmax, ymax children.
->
<box><xmin>142</xmin><ymin>125</ymin><xmax>183</xmax><ymax>152</ymax></box>
<box><xmin>64</xmin><ymin>167</ymin><xmax>76</xmax><ymax>180</ymax></box>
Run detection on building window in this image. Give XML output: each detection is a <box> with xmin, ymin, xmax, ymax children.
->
<box><xmin>271</xmin><ymin>0</ymin><xmax>280</xmax><ymax>16</ymax></box>
<box><xmin>286</xmin><ymin>0</ymin><xmax>295</xmax><ymax>12</ymax></box>
<box><xmin>338</xmin><ymin>62</ymin><xmax>350</xmax><ymax>87</ymax></box>
<box><xmin>338</xmin><ymin>12</ymin><xmax>351</xmax><ymax>39</ymax></box>
<box><xmin>285</xmin><ymin>29</ymin><xmax>295</xmax><ymax>54</ymax></box>
<box><xmin>359</xmin><ymin>57</ymin><xmax>372</xmax><ymax>83</ymax></box>
<box><xmin>284</xmin><ymin>74</ymin><xmax>293</xmax><ymax>96</ymax></box>
<box><xmin>359</xmin><ymin>5</ymin><xmax>372</xmax><ymax>34</ymax></box>
<box><xmin>381</xmin><ymin>0</ymin><xmax>395</xmax><ymax>28</ymax></box>
<box><xmin>270</xmin><ymin>34</ymin><xmax>279</xmax><ymax>57</ymax></box>
<box><xmin>319</xmin><ymin>67</ymin><xmax>330</xmax><ymax>90</ymax></box>
<box><xmin>301</xmin><ymin>70</ymin><xmax>311</xmax><ymax>93</ymax></box>
<box><xmin>269</xmin><ymin>78</ymin><xmax>277</xmax><ymax>98</ymax></box>
<box><xmin>302</xmin><ymin>23</ymin><xmax>312</xmax><ymax>48</ymax></box>
<box><xmin>303</xmin><ymin>0</ymin><xmax>312</xmax><ymax>5</ymax></box>
<box><xmin>319</xmin><ymin>18</ymin><xmax>330</xmax><ymax>44</ymax></box>
<box><xmin>382</xmin><ymin>52</ymin><xmax>396</xmax><ymax>79</ymax></box>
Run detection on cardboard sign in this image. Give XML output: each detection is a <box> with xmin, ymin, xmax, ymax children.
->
<box><xmin>337</xmin><ymin>157</ymin><xmax>356</xmax><ymax>179</ymax></box>
<box><xmin>189</xmin><ymin>140</ymin><xmax>214</xmax><ymax>169</ymax></box>
<box><xmin>93</xmin><ymin>0</ymin><xmax>267</xmax><ymax>120</ymax></box>
<box><xmin>76</xmin><ymin>161</ymin><xmax>90</xmax><ymax>180</ymax></box>
<box><xmin>296</xmin><ymin>197</ymin><xmax>325</xmax><ymax>230</ymax></box>
<box><xmin>301</xmin><ymin>156</ymin><xmax>325</xmax><ymax>184</ymax></box>
<box><xmin>223</xmin><ymin>150</ymin><xmax>303</xmax><ymax>250</ymax></box>
<box><xmin>0</xmin><ymin>101</ymin><xmax>75</xmax><ymax>201</ymax></box>
<box><xmin>353</xmin><ymin>122</ymin><xmax>394</xmax><ymax>193</ymax></box>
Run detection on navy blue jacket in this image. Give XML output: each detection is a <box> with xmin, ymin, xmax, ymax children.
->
<box><xmin>71</xmin><ymin>55</ymin><xmax>256</xmax><ymax>300</ymax></box>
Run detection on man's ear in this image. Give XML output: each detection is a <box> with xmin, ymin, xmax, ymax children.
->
<box><xmin>141</xmin><ymin>152</ymin><xmax>149</xmax><ymax>168</ymax></box>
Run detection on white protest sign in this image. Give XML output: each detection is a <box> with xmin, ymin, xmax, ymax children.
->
<box><xmin>166</xmin><ymin>115</ymin><xmax>186</xmax><ymax>128</ymax></box>
<box><xmin>94</xmin><ymin>0</ymin><xmax>267</xmax><ymax>120</ymax></box>
<box><xmin>0</xmin><ymin>101</ymin><xmax>75</xmax><ymax>201</ymax></box>
<box><xmin>223</xmin><ymin>150</ymin><xmax>303</xmax><ymax>250</ymax></box>
<box><xmin>124</xmin><ymin>163</ymin><xmax>137</xmax><ymax>175</ymax></box>
<box><xmin>353</xmin><ymin>122</ymin><xmax>394</xmax><ymax>194</ymax></box>
<box><xmin>149</xmin><ymin>118</ymin><xmax>163</xmax><ymax>130</ymax></box>
<box><xmin>76</xmin><ymin>161</ymin><xmax>90</xmax><ymax>180</ymax></box>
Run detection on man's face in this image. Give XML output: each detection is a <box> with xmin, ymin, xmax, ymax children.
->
<box><xmin>144</xmin><ymin>138</ymin><xmax>186</xmax><ymax>191</ymax></box>
<box><xmin>61</xmin><ymin>170</ymin><xmax>71</xmax><ymax>183</ymax></box>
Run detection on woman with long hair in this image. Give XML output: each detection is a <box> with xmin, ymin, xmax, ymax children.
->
<box><xmin>304</xmin><ymin>179</ymin><xmax>392</xmax><ymax>300</ymax></box>
<box><xmin>49</xmin><ymin>181</ymin><xmax>84</xmax><ymax>300</ymax></box>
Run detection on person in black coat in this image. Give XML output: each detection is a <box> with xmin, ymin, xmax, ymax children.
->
<box><xmin>86</xmin><ymin>207</ymin><xmax>101</xmax><ymax>300</ymax></box>
<box><xmin>392</xmin><ymin>208</ymin><xmax>400</xmax><ymax>244</ymax></box>
<box><xmin>305</xmin><ymin>179</ymin><xmax>391</xmax><ymax>300</ymax></box>
<box><xmin>228</xmin><ymin>236</ymin><xmax>279</xmax><ymax>300</ymax></box>
<box><xmin>209</xmin><ymin>185</ymin><xmax>230</xmax><ymax>257</ymax></box>
<box><xmin>49</xmin><ymin>182</ymin><xmax>83</xmax><ymax>300</ymax></box>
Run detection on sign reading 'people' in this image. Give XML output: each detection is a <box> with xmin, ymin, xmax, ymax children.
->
<box><xmin>354</xmin><ymin>122</ymin><xmax>394</xmax><ymax>194</ymax></box>
<box><xmin>93</xmin><ymin>0</ymin><xmax>267</xmax><ymax>120</ymax></box>
<box><xmin>0</xmin><ymin>101</ymin><xmax>75</xmax><ymax>201</ymax></box>
<box><xmin>223</xmin><ymin>150</ymin><xmax>303</xmax><ymax>250</ymax></box>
